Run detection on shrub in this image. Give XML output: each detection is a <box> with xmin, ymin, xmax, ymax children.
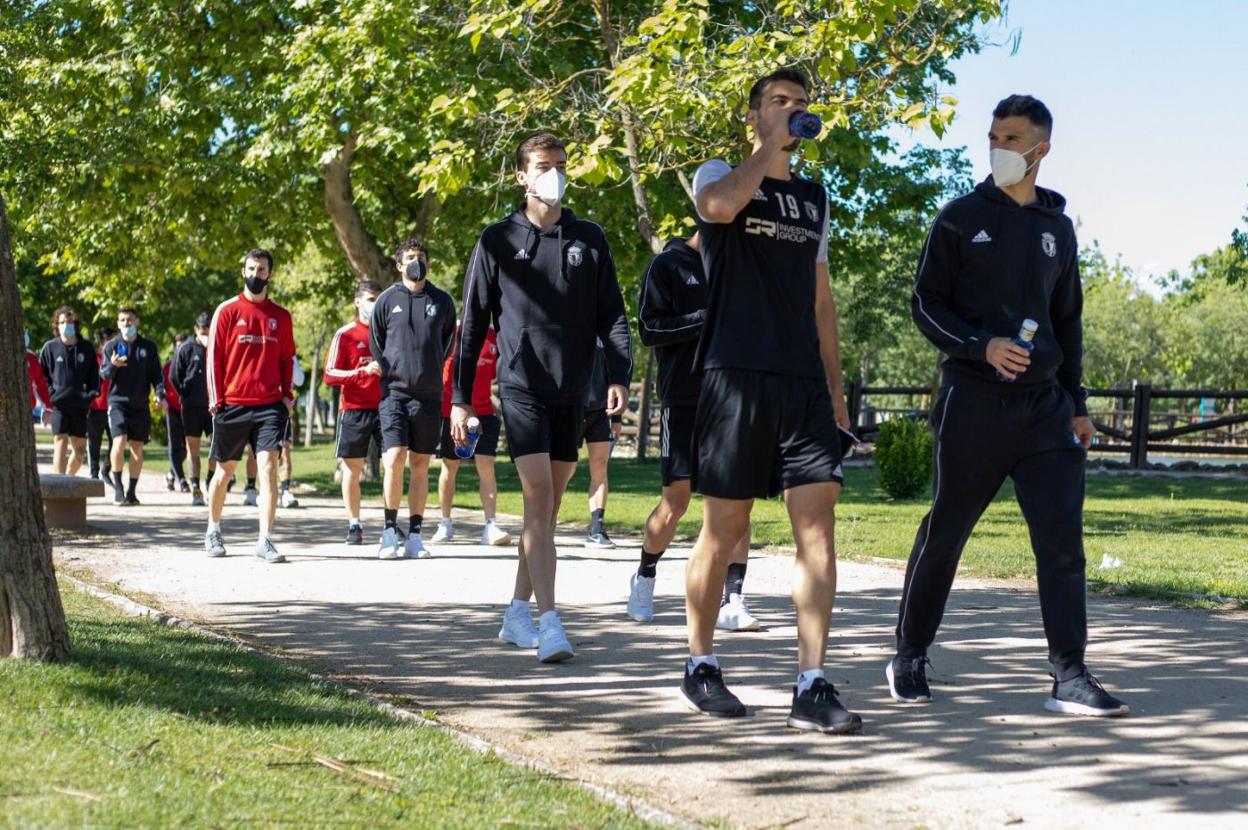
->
<box><xmin>874</xmin><ymin>415</ymin><xmax>933</xmax><ymax>500</ymax></box>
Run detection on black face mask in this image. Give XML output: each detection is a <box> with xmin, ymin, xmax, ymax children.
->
<box><xmin>244</xmin><ymin>275</ymin><xmax>268</xmax><ymax>294</ymax></box>
<box><xmin>404</xmin><ymin>259</ymin><xmax>426</xmax><ymax>282</ymax></box>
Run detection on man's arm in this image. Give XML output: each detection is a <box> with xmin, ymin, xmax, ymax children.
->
<box><xmin>99</xmin><ymin>341</ymin><xmax>119</xmax><ymax>380</ymax></box>
<box><xmin>206</xmin><ymin>307</ymin><xmax>228</xmax><ymax>411</ymax></box>
<box><xmin>453</xmin><ymin>237</ymin><xmax>497</xmax><ymax>407</ymax></box>
<box><xmin>695</xmin><ymin>121</ymin><xmax>791</xmax><ymax>223</ymax></box>
<box><xmin>911</xmin><ymin>208</ymin><xmax>995</xmax><ymax>362</ymax></box>
<box><xmin>322</xmin><ymin>327</ymin><xmax>353</xmax><ymax>388</ymax></box>
<box><xmin>368</xmin><ymin>294</ymin><xmax>389</xmax><ymax>376</ymax></box>
<box><xmin>149</xmin><ymin>344</ymin><xmax>165</xmax><ymax>401</ymax></box>
<box><xmin>637</xmin><ymin>255</ymin><xmax>704</xmax><ymax>347</ymax></box>
<box><xmin>814</xmin><ymin>261</ymin><xmax>850</xmax><ymax>430</ymax></box>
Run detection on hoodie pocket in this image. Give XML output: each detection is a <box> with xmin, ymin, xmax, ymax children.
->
<box><xmin>508</xmin><ymin>325</ymin><xmax>584</xmax><ymax>395</ymax></box>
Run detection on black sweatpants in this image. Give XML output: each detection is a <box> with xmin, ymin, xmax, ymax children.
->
<box><xmin>895</xmin><ymin>380</ymin><xmax>1088</xmax><ymax>671</ymax></box>
<box><xmin>87</xmin><ymin>409</ymin><xmax>110</xmax><ymax>477</ymax></box>
<box><xmin>167</xmin><ymin>407</ymin><xmax>187</xmax><ymax>482</ymax></box>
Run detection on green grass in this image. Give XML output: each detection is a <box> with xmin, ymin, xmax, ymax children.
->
<box><xmin>0</xmin><ymin>584</ymin><xmax>661</xmax><ymax>830</ymax></box>
<box><xmin>291</xmin><ymin>442</ymin><xmax>1248</xmax><ymax>604</ymax></box>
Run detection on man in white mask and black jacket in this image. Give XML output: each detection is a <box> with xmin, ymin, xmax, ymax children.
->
<box><xmin>451</xmin><ymin>132</ymin><xmax>632</xmax><ymax>664</ymax></box>
<box><xmin>887</xmin><ymin>94</ymin><xmax>1128</xmax><ymax>718</ymax></box>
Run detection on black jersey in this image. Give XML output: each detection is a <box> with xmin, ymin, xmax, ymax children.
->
<box><xmin>369</xmin><ymin>280</ymin><xmax>456</xmax><ymax>402</ymax></box>
<box><xmin>100</xmin><ymin>335</ymin><xmax>163</xmax><ymax>407</ymax></box>
<box><xmin>693</xmin><ymin>159</ymin><xmax>829</xmax><ymax>379</ymax></box>
<box><xmin>38</xmin><ymin>337</ymin><xmax>99</xmax><ymax>409</ymax></box>
<box><xmin>637</xmin><ymin>237</ymin><xmax>706</xmax><ymax>407</ymax></box>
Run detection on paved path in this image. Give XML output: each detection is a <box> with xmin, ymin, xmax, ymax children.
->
<box><xmin>55</xmin><ymin>467</ymin><xmax>1248</xmax><ymax>830</ymax></box>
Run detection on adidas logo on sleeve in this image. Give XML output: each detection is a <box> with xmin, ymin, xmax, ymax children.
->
<box><xmin>972</xmin><ymin>230</ymin><xmax>992</xmax><ymax>243</ymax></box>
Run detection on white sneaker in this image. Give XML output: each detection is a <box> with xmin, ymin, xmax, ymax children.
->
<box><xmin>716</xmin><ymin>593</ymin><xmax>760</xmax><ymax>631</ymax></box>
<box><xmin>378</xmin><ymin>526</ymin><xmax>402</xmax><ymax>560</ymax></box>
<box><xmin>537</xmin><ymin>611</ymin><xmax>574</xmax><ymax>663</ymax></box>
<box><xmin>498</xmin><ymin>604</ymin><xmax>540</xmax><ymax>649</ymax></box>
<box><xmin>405</xmin><ymin>532</ymin><xmax>431</xmax><ymax>559</ymax></box>
<box><xmin>481</xmin><ymin>520</ymin><xmax>512</xmax><ymax>546</ymax></box>
<box><xmin>279</xmin><ymin>489</ymin><xmax>299</xmax><ymax>508</ymax></box>
<box><xmin>627</xmin><ymin>572</ymin><xmax>656</xmax><ymax>622</ymax></box>
<box><xmin>242</xmin><ymin>486</ymin><xmax>258</xmax><ymax>507</ymax></box>
<box><xmin>430</xmin><ymin>519</ymin><xmax>454</xmax><ymax>543</ymax></box>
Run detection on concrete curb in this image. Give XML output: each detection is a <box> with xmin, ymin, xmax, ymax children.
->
<box><xmin>61</xmin><ymin>574</ymin><xmax>704</xmax><ymax>830</ymax></box>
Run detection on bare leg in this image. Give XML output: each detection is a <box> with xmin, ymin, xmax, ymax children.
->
<box><xmin>341</xmin><ymin>457</ymin><xmax>365</xmax><ymax>520</ymax></box>
<box><xmin>382</xmin><ymin>447</ymin><xmax>408</xmax><ymax>511</ymax></box>
<box><xmin>109</xmin><ymin>434</ymin><xmax>127</xmax><ymax>476</ymax></box>
<box><xmin>126</xmin><ymin>441</ymin><xmax>144</xmax><ymax>479</ymax></box>
<box><xmin>643</xmin><ymin>480</ymin><xmax>691</xmax><ymax>553</ymax></box>
<box><xmin>438</xmin><ymin>458</ymin><xmax>459</xmax><ymax>518</ymax></box>
<box><xmin>686</xmin><ymin>496</ymin><xmax>752</xmax><ymax>656</ymax></box>
<box><xmin>207</xmin><ymin>458</ymin><xmax>239</xmax><ymax>524</ymax></box>
<box><xmin>68</xmin><ymin>436</ymin><xmax>86</xmax><ymax>476</ymax></box>
<box><xmin>511</xmin><ymin>455</ymin><xmax>576</xmax><ymax>612</ymax></box>
<box><xmin>186</xmin><ymin>435</ymin><xmax>202</xmax><ymax>481</ymax></box>
<box><xmin>475</xmin><ymin>455</ymin><xmax>499</xmax><ymax>520</ymax></box>
<box><xmin>52</xmin><ymin>434</ymin><xmax>70</xmax><ymax>474</ymax></box>
<box><xmin>784</xmin><ymin>481</ymin><xmax>841</xmax><ymax>672</ymax></box>
<box><xmin>407</xmin><ymin>452</ymin><xmax>432</xmax><ymax>522</ymax></box>
<box><xmin>586</xmin><ymin>440</ymin><xmax>609</xmax><ymax>512</ymax></box>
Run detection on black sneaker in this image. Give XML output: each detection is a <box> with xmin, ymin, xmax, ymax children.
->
<box><xmin>179</xmin><ymin>479</ymin><xmax>191</xmax><ymax>494</ymax></box>
<box><xmin>345</xmin><ymin>524</ymin><xmax>363</xmax><ymax>545</ymax></box>
<box><xmin>123</xmin><ymin>495</ymin><xmax>141</xmax><ymax>506</ymax></box>
<box><xmin>787</xmin><ymin>678</ymin><xmax>863</xmax><ymax>734</ymax></box>
<box><xmin>886</xmin><ymin>654</ymin><xmax>932</xmax><ymax>704</ymax></box>
<box><xmin>1045</xmin><ymin>670</ymin><xmax>1129</xmax><ymax>717</ymax></box>
<box><xmin>586</xmin><ymin>530</ymin><xmax>616</xmax><ymax>549</ymax></box>
<box><xmin>112</xmin><ymin>488</ymin><xmax>125</xmax><ymax>505</ymax></box>
<box><xmin>680</xmin><ymin>662</ymin><xmax>746</xmax><ymax>718</ymax></box>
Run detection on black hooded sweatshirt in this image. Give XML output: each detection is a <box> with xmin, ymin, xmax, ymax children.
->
<box><xmin>100</xmin><ymin>335</ymin><xmax>164</xmax><ymax>408</ymax></box>
<box><xmin>637</xmin><ymin>237</ymin><xmax>706</xmax><ymax>407</ymax></box>
<box><xmin>912</xmin><ymin>178</ymin><xmax>1087</xmax><ymax>416</ymax></box>
<box><xmin>454</xmin><ymin>206</ymin><xmax>632</xmax><ymax>406</ymax></box>
<box><xmin>39</xmin><ymin>337</ymin><xmax>99</xmax><ymax>410</ymax></box>
<box><xmin>370</xmin><ymin>279</ymin><xmax>456</xmax><ymax>402</ymax></box>
<box><xmin>171</xmin><ymin>337</ymin><xmax>209</xmax><ymax>408</ymax></box>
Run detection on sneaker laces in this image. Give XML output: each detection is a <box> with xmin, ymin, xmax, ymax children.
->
<box><xmin>692</xmin><ymin>664</ymin><xmax>728</xmax><ymax>695</ymax></box>
<box><xmin>1056</xmin><ymin>669</ymin><xmax>1107</xmax><ymax>695</ymax></box>
<box><xmin>899</xmin><ymin>656</ymin><xmax>932</xmax><ymax>686</ymax></box>
<box><xmin>804</xmin><ymin>677</ymin><xmax>842</xmax><ymax>704</ymax></box>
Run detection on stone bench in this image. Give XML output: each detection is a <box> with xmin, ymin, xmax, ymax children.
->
<box><xmin>39</xmin><ymin>473</ymin><xmax>106</xmax><ymax>532</ymax></box>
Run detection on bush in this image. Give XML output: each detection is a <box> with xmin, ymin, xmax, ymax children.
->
<box><xmin>874</xmin><ymin>416</ymin><xmax>933</xmax><ymax>500</ymax></box>
<box><xmin>148</xmin><ymin>399</ymin><xmax>169</xmax><ymax>448</ymax></box>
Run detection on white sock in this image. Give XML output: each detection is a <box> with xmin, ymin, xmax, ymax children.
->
<box><xmin>796</xmin><ymin>668</ymin><xmax>826</xmax><ymax>695</ymax></box>
<box><xmin>440</xmin><ymin>517</ymin><xmax>453</xmax><ymax>527</ymax></box>
<box><xmin>349</xmin><ymin>516</ymin><xmax>361</xmax><ymax>527</ymax></box>
<box><xmin>508</xmin><ymin>598</ymin><xmax>531</xmax><ymax>614</ymax></box>
<box><xmin>207</xmin><ymin>521</ymin><xmax>221</xmax><ymax>534</ymax></box>
<box><xmin>688</xmin><ymin>654</ymin><xmax>719</xmax><ymax>671</ymax></box>
<box><xmin>539</xmin><ymin>609</ymin><xmax>560</xmax><ymax>628</ymax></box>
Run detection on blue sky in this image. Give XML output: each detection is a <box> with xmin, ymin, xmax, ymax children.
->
<box><xmin>893</xmin><ymin>0</ymin><xmax>1248</xmax><ymax>286</ymax></box>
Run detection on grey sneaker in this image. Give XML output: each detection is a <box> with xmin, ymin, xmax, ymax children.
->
<box><xmin>205</xmin><ymin>529</ymin><xmax>227</xmax><ymax>558</ymax></box>
<box><xmin>254</xmin><ymin>537</ymin><xmax>286</xmax><ymax>564</ymax></box>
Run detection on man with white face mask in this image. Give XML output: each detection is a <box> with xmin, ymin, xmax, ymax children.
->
<box><xmin>172</xmin><ymin>312</ymin><xmax>215</xmax><ymax>505</ymax></box>
<box><xmin>889</xmin><ymin>94</ymin><xmax>1127</xmax><ymax>718</ymax></box>
<box><xmin>324</xmin><ymin>280</ymin><xmax>384</xmax><ymax>545</ymax></box>
<box><xmin>452</xmin><ymin>132</ymin><xmax>632</xmax><ymax>664</ymax></box>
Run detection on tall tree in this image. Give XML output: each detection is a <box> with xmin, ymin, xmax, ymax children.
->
<box><xmin>0</xmin><ymin>190</ymin><xmax>71</xmax><ymax>662</ymax></box>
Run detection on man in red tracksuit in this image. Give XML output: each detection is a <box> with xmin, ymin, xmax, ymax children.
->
<box><xmin>323</xmin><ymin>280</ymin><xmax>383</xmax><ymax>546</ymax></box>
<box><xmin>203</xmin><ymin>248</ymin><xmax>297</xmax><ymax>563</ymax></box>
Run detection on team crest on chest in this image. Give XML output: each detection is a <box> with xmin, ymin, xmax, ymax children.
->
<box><xmin>76</xmin><ymin>352</ymin><xmax>85</xmax><ymax>363</ymax></box>
<box><xmin>1041</xmin><ymin>232</ymin><xmax>1057</xmax><ymax>258</ymax></box>
<box><xmin>567</xmin><ymin>246</ymin><xmax>583</xmax><ymax>268</ymax></box>
<box><xmin>426</xmin><ymin>303</ymin><xmax>438</xmax><ymax>318</ymax></box>
<box><xmin>139</xmin><ymin>348</ymin><xmax>147</xmax><ymax>358</ymax></box>
<box><xmin>804</xmin><ymin>200</ymin><xmax>820</xmax><ymax>223</ymax></box>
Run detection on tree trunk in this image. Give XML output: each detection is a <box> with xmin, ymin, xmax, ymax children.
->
<box><xmin>0</xmin><ymin>191</ymin><xmax>71</xmax><ymax>662</ymax></box>
<box><xmin>593</xmin><ymin>0</ymin><xmax>662</xmax><ymax>255</ymax></box>
<box><xmin>323</xmin><ymin>133</ymin><xmax>395</xmax><ymax>284</ymax></box>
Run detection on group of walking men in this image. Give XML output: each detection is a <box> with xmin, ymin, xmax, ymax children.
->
<box><xmin>26</xmin><ymin>68</ymin><xmax>1129</xmax><ymax>734</ymax></box>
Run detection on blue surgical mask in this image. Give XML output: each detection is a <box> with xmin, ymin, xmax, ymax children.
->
<box><xmin>122</xmin><ymin>325</ymin><xmax>137</xmax><ymax>338</ymax></box>
<box><xmin>59</xmin><ymin>322</ymin><xmax>76</xmax><ymax>338</ymax></box>
<box><xmin>24</xmin><ymin>330</ymin><xmax>30</xmax><ymax>348</ymax></box>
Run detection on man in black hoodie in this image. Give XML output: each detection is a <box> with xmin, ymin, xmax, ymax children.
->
<box><xmin>628</xmin><ymin>233</ymin><xmax>756</xmax><ymax>631</ymax></box>
<box><xmin>370</xmin><ymin>238</ymin><xmax>456</xmax><ymax>561</ymax></box>
<box><xmin>452</xmin><ymin>132</ymin><xmax>632</xmax><ymax>664</ymax></box>
<box><xmin>172</xmin><ymin>312</ymin><xmax>214</xmax><ymax>506</ymax></box>
<box><xmin>886</xmin><ymin>95</ymin><xmax>1127</xmax><ymax>718</ymax></box>
<box><xmin>39</xmin><ymin>305</ymin><xmax>99</xmax><ymax>475</ymax></box>
<box><xmin>100</xmin><ymin>306</ymin><xmax>165</xmax><ymax>505</ymax></box>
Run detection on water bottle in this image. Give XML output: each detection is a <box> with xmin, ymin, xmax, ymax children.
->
<box><xmin>788</xmin><ymin>111</ymin><xmax>822</xmax><ymax>139</ymax></box>
<box><xmin>455</xmin><ymin>416</ymin><xmax>481</xmax><ymax>460</ymax></box>
<box><xmin>995</xmin><ymin>319</ymin><xmax>1038</xmax><ymax>382</ymax></box>
<box><xmin>117</xmin><ymin>340</ymin><xmax>127</xmax><ymax>359</ymax></box>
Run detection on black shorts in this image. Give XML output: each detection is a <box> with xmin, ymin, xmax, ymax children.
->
<box><xmin>660</xmin><ymin>405</ymin><xmax>697</xmax><ymax>487</ymax></box>
<box><xmin>379</xmin><ymin>395</ymin><xmax>441</xmax><ymax>454</ymax></box>
<box><xmin>692</xmin><ymin>368</ymin><xmax>844</xmax><ymax>500</ymax></box>
<box><xmin>51</xmin><ymin>406</ymin><xmax>88</xmax><ymax>439</ymax></box>
<box><xmin>336</xmin><ymin>409</ymin><xmax>381</xmax><ymax>459</ymax></box>
<box><xmin>438</xmin><ymin>413</ymin><xmax>501</xmax><ymax>459</ymax></box>
<box><xmin>181</xmin><ymin>404</ymin><xmax>212</xmax><ymax>439</ymax></box>
<box><xmin>500</xmin><ymin>397</ymin><xmax>584</xmax><ymax>463</ymax></box>
<box><xmin>581</xmin><ymin>409</ymin><xmax>611</xmax><ymax>445</ymax></box>
<box><xmin>108</xmin><ymin>405</ymin><xmax>152</xmax><ymax>443</ymax></box>
<box><xmin>210</xmin><ymin>402</ymin><xmax>288</xmax><ymax>462</ymax></box>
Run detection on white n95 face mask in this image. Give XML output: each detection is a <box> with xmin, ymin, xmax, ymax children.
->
<box><xmin>530</xmin><ymin>168</ymin><xmax>567</xmax><ymax>207</ymax></box>
<box><xmin>990</xmin><ymin>142</ymin><xmax>1044</xmax><ymax>187</ymax></box>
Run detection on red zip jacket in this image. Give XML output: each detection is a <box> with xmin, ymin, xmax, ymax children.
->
<box><xmin>442</xmin><ymin>326</ymin><xmax>497</xmax><ymax>417</ymax></box>
<box><xmin>26</xmin><ymin>350</ymin><xmax>51</xmax><ymax>409</ymax></box>
<box><xmin>323</xmin><ymin>319</ymin><xmax>381</xmax><ymax>410</ymax></box>
<box><xmin>207</xmin><ymin>293</ymin><xmax>295</xmax><ymax>409</ymax></box>
<box><xmin>161</xmin><ymin>361</ymin><xmax>182</xmax><ymax>411</ymax></box>
<box><xmin>91</xmin><ymin>351</ymin><xmax>110</xmax><ymax>411</ymax></box>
